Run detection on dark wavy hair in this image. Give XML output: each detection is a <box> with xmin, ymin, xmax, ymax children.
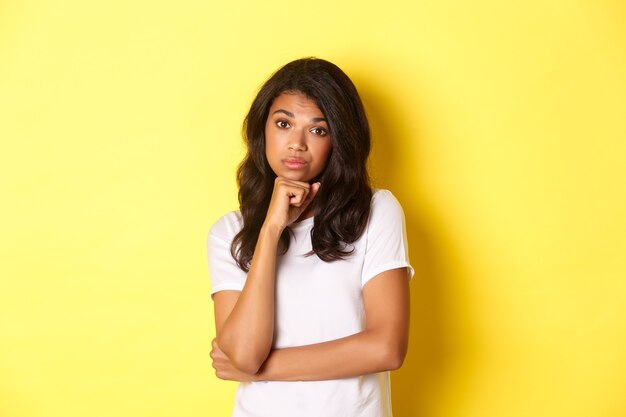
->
<box><xmin>231</xmin><ymin>57</ymin><xmax>372</xmax><ymax>271</ymax></box>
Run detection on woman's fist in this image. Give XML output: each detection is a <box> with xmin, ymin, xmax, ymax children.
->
<box><xmin>263</xmin><ymin>177</ymin><xmax>320</xmax><ymax>232</ymax></box>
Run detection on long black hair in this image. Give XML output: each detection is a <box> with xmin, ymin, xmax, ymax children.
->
<box><xmin>231</xmin><ymin>57</ymin><xmax>372</xmax><ymax>271</ymax></box>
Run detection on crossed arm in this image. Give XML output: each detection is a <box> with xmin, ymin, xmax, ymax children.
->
<box><xmin>211</xmin><ymin>260</ymin><xmax>410</xmax><ymax>382</ymax></box>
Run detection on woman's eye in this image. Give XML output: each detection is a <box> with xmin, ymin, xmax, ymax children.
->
<box><xmin>311</xmin><ymin>127</ymin><xmax>328</xmax><ymax>136</ymax></box>
<box><xmin>276</xmin><ymin>120</ymin><xmax>290</xmax><ymax>129</ymax></box>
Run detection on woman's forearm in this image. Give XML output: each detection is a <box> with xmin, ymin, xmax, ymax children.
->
<box><xmin>254</xmin><ymin>328</ymin><xmax>407</xmax><ymax>381</ymax></box>
<box><xmin>216</xmin><ymin>223</ymin><xmax>282</xmax><ymax>374</ymax></box>
<box><xmin>215</xmin><ymin>180</ymin><xmax>320</xmax><ymax>375</ymax></box>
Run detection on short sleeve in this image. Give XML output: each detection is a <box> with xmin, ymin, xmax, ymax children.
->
<box><xmin>361</xmin><ymin>190</ymin><xmax>414</xmax><ymax>286</ymax></box>
<box><xmin>206</xmin><ymin>212</ymin><xmax>248</xmax><ymax>296</ymax></box>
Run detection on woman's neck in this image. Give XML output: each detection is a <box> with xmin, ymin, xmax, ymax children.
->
<box><xmin>296</xmin><ymin>207</ymin><xmax>315</xmax><ymax>222</ymax></box>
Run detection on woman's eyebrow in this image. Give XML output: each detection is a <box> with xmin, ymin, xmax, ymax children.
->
<box><xmin>272</xmin><ymin>109</ymin><xmax>295</xmax><ymax>118</ymax></box>
<box><xmin>272</xmin><ymin>109</ymin><xmax>327</xmax><ymax>123</ymax></box>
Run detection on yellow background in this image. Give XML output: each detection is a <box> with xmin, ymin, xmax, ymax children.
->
<box><xmin>1</xmin><ymin>0</ymin><xmax>625</xmax><ymax>416</ymax></box>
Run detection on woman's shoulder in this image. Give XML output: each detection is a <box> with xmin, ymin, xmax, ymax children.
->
<box><xmin>368</xmin><ymin>189</ymin><xmax>405</xmax><ymax>224</ymax></box>
<box><xmin>371</xmin><ymin>188</ymin><xmax>402</xmax><ymax>209</ymax></box>
<box><xmin>208</xmin><ymin>210</ymin><xmax>243</xmax><ymax>243</ymax></box>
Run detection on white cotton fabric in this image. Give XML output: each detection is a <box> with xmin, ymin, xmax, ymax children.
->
<box><xmin>207</xmin><ymin>189</ymin><xmax>414</xmax><ymax>417</ymax></box>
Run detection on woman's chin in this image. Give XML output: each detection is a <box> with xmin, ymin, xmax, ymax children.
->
<box><xmin>279</xmin><ymin>171</ymin><xmax>313</xmax><ymax>183</ymax></box>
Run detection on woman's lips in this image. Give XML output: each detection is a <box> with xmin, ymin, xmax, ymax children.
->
<box><xmin>282</xmin><ymin>157</ymin><xmax>307</xmax><ymax>169</ymax></box>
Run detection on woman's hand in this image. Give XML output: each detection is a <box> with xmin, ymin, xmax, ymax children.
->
<box><xmin>263</xmin><ymin>177</ymin><xmax>320</xmax><ymax>232</ymax></box>
<box><xmin>210</xmin><ymin>338</ymin><xmax>256</xmax><ymax>382</ymax></box>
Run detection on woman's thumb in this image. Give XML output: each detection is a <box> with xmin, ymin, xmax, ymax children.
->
<box><xmin>303</xmin><ymin>182</ymin><xmax>321</xmax><ymax>207</ymax></box>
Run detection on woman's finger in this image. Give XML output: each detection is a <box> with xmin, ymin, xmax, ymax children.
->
<box><xmin>275</xmin><ymin>179</ymin><xmax>310</xmax><ymax>207</ymax></box>
<box><xmin>300</xmin><ymin>181</ymin><xmax>320</xmax><ymax>207</ymax></box>
<box><xmin>286</xmin><ymin>187</ymin><xmax>308</xmax><ymax>207</ymax></box>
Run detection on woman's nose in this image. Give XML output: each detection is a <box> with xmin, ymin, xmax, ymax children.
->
<box><xmin>287</xmin><ymin>130</ymin><xmax>307</xmax><ymax>151</ymax></box>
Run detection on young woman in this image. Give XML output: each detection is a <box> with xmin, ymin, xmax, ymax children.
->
<box><xmin>207</xmin><ymin>57</ymin><xmax>413</xmax><ymax>417</ymax></box>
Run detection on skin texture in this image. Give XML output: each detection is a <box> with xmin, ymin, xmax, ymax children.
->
<box><xmin>210</xmin><ymin>91</ymin><xmax>410</xmax><ymax>381</ymax></box>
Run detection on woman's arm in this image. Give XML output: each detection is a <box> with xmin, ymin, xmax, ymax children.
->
<box><xmin>213</xmin><ymin>178</ymin><xmax>320</xmax><ymax>375</ymax></box>
<box><xmin>213</xmin><ymin>226</ymin><xmax>280</xmax><ymax>375</ymax></box>
<box><xmin>211</xmin><ymin>267</ymin><xmax>410</xmax><ymax>381</ymax></box>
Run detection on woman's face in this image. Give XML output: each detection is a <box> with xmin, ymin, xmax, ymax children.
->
<box><xmin>265</xmin><ymin>92</ymin><xmax>332</xmax><ymax>183</ymax></box>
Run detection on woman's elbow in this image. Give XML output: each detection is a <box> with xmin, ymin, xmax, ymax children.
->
<box><xmin>380</xmin><ymin>339</ymin><xmax>408</xmax><ymax>371</ymax></box>
<box><xmin>217</xmin><ymin>337</ymin><xmax>268</xmax><ymax>374</ymax></box>
<box><xmin>386</xmin><ymin>349</ymin><xmax>406</xmax><ymax>370</ymax></box>
<box><xmin>230</xmin><ymin>353</ymin><xmax>266</xmax><ymax>375</ymax></box>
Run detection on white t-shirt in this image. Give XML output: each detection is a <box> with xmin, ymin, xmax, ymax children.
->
<box><xmin>207</xmin><ymin>189</ymin><xmax>413</xmax><ymax>417</ymax></box>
